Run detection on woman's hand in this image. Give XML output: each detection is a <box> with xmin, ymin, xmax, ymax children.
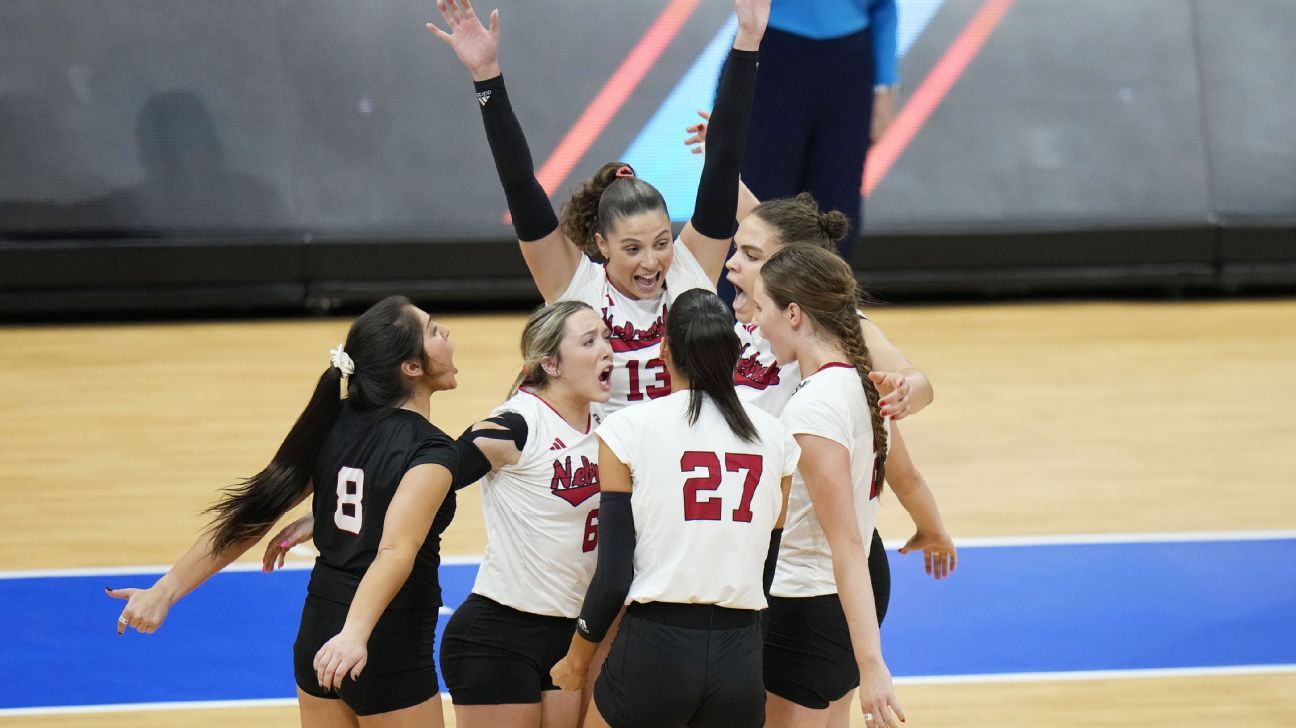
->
<box><xmin>858</xmin><ymin>658</ymin><xmax>906</xmax><ymax>727</ymax></box>
<box><xmin>899</xmin><ymin>529</ymin><xmax>957</xmax><ymax>581</ymax></box>
<box><xmin>313</xmin><ymin>629</ymin><xmax>369</xmax><ymax>691</ymax></box>
<box><xmin>107</xmin><ymin>584</ymin><xmax>174</xmax><ymax>635</ymax></box>
<box><xmin>868</xmin><ymin>370</ymin><xmax>911</xmax><ymax>420</ymax></box>
<box><xmin>426</xmin><ymin>0</ymin><xmax>501</xmax><ymax>82</ymax></box>
<box><xmin>684</xmin><ymin>109</ymin><xmax>711</xmax><ymax>154</ymax></box>
<box><xmin>549</xmin><ymin>653</ymin><xmax>589</xmax><ymax>692</ymax></box>
<box><xmin>262</xmin><ymin>513</ymin><xmax>315</xmax><ymax>573</ymax></box>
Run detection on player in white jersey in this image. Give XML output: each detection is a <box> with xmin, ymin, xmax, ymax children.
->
<box><xmin>436</xmin><ymin>300</ymin><xmax>615</xmax><ymax>728</ymax></box>
<box><xmin>753</xmin><ymin>245</ymin><xmax>912</xmax><ymax>728</ymax></box>
<box><xmin>549</xmin><ymin>289</ymin><xmax>798</xmax><ymax>728</ymax></box>
<box><xmin>718</xmin><ymin>192</ymin><xmax>957</xmax><ymax>727</ymax></box>
<box><xmin>429</xmin><ymin>0</ymin><xmax>772</xmax><ymax>413</ymax></box>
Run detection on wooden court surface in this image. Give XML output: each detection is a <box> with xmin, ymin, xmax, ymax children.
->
<box><xmin>2</xmin><ymin>299</ymin><xmax>1294</xmax><ymax>726</ymax></box>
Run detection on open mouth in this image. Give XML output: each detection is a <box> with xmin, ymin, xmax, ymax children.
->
<box><xmin>597</xmin><ymin>364</ymin><xmax>613</xmax><ymax>390</ymax></box>
<box><xmin>633</xmin><ymin>272</ymin><xmax>661</xmax><ymax>293</ymax></box>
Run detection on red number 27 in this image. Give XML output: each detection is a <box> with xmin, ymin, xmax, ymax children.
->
<box><xmin>681</xmin><ymin>451</ymin><xmax>763</xmax><ymax>523</ymax></box>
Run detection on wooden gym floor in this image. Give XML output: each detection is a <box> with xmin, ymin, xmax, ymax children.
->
<box><xmin>2</xmin><ymin>299</ymin><xmax>1294</xmax><ymax>726</ymax></box>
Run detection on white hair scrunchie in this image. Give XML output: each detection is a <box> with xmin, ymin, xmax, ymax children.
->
<box><xmin>329</xmin><ymin>343</ymin><xmax>355</xmax><ymax>376</ymax></box>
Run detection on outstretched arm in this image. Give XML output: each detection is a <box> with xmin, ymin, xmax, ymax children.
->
<box><xmin>109</xmin><ymin>489</ymin><xmax>311</xmax><ymax>634</ymax></box>
<box><xmin>678</xmin><ymin>0</ymin><xmax>769</xmax><ymax>282</ymax></box>
<box><xmin>427</xmin><ymin>0</ymin><xmax>582</xmax><ymax>302</ymax></box>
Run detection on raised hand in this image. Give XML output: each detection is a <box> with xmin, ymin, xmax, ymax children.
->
<box><xmin>868</xmin><ymin>370</ymin><xmax>911</xmax><ymax>420</ymax></box>
<box><xmin>733</xmin><ymin>0</ymin><xmax>771</xmax><ymax>51</ymax></box>
<box><xmin>107</xmin><ymin>585</ymin><xmax>173</xmax><ymax>635</ymax></box>
<box><xmin>899</xmin><ymin>529</ymin><xmax>958</xmax><ymax>581</ymax></box>
<box><xmin>426</xmin><ymin>0</ymin><xmax>501</xmax><ymax>81</ymax></box>
<box><xmin>684</xmin><ymin>109</ymin><xmax>711</xmax><ymax>154</ymax></box>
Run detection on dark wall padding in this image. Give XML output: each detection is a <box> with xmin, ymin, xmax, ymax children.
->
<box><xmin>0</xmin><ymin>0</ymin><xmax>1292</xmax><ymax>313</ymax></box>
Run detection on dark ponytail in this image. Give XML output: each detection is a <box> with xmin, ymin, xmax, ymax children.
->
<box><xmin>666</xmin><ymin>288</ymin><xmax>758</xmax><ymax>443</ymax></box>
<box><xmin>560</xmin><ymin>162</ymin><xmax>668</xmax><ymax>260</ymax></box>
<box><xmin>203</xmin><ymin>295</ymin><xmax>426</xmax><ymax>553</ymax></box>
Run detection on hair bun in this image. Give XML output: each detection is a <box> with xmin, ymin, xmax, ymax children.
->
<box><xmin>819</xmin><ymin>210</ymin><xmax>850</xmax><ymax>242</ymax></box>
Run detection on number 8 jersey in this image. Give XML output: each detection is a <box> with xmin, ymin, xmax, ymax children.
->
<box><xmin>596</xmin><ymin>390</ymin><xmax>800</xmax><ymax>610</ymax></box>
<box><xmin>308</xmin><ymin>403</ymin><xmax>459</xmax><ymax>610</ymax></box>
<box><xmin>557</xmin><ymin>239</ymin><xmax>714</xmax><ymax>414</ymax></box>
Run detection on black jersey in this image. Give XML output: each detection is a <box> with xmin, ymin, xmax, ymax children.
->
<box><xmin>306</xmin><ymin>402</ymin><xmax>459</xmax><ymax>610</ymax></box>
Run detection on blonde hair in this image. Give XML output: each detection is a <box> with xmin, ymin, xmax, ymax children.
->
<box><xmin>509</xmin><ymin>300</ymin><xmax>597</xmax><ymax>397</ymax></box>
<box><xmin>759</xmin><ymin>245</ymin><xmax>888</xmax><ymax>460</ymax></box>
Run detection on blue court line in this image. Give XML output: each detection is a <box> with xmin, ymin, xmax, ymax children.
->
<box><xmin>4</xmin><ymin>538</ymin><xmax>1293</xmax><ymax>711</ymax></box>
<box><xmin>623</xmin><ymin>0</ymin><xmax>947</xmax><ymax>222</ymax></box>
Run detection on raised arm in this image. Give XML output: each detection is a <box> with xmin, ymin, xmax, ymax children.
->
<box><xmin>427</xmin><ymin>0</ymin><xmax>583</xmax><ymax>302</ymax></box>
<box><xmin>678</xmin><ymin>0</ymin><xmax>769</xmax><ymax>282</ymax></box>
<box><xmin>796</xmin><ymin>434</ymin><xmax>905</xmax><ymax>728</ymax></box>
<box><xmin>312</xmin><ymin>463</ymin><xmax>453</xmax><ymax>689</ymax></box>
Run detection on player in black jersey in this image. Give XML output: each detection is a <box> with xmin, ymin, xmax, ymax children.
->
<box><xmin>109</xmin><ymin>295</ymin><xmax>460</xmax><ymax>726</ymax></box>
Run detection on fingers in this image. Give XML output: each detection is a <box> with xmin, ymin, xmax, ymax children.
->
<box><xmin>314</xmin><ymin>647</ymin><xmax>343</xmax><ymax>690</ymax></box>
<box><xmin>923</xmin><ymin>549</ymin><xmax>932</xmax><ymax>576</ymax></box>
<box><xmin>696</xmin><ymin>109</ymin><xmax>711</xmax><ymax>121</ymax></box>
<box><xmin>434</xmin><ymin>0</ymin><xmax>455</xmax><ymax>29</ymax></box>
<box><xmin>104</xmin><ymin>586</ymin><xmax>138</xmax><ymax>601</ymax></box>
<box><xmin>489</xmin><ymin>8</ymin><xmax>499</xmax><ymax>37</ymax></box>
<box><xmin>426</xmin><ymin>22</ymin><xmax>453</xmax><ymax>44</ymax></box>
<box><xmin>350</xmin><ymin>656</ymin><xmax>367</xmax><ymax>682</ymax></box>
<box><xmin>890</xmin><ymin>696</ymin><xmax>907</xmax><ymax>725</ymax></box>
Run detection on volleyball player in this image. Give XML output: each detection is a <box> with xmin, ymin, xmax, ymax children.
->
<box><xmin>438</xmin><ymin>301</ymin><xmax>614</xmax><ymax>728</ymax></box>
<box><xmin>427</xmin><ymin>0</ymin><xmax>770</xmax><ymax>413</ymax></box>
<box><xmin>549</xmin><ymin>289</ymin><xmax>799</xmax><ymax>728</ymax></box>
<box><xmin>752</xmin><ymin>245</ymin><xmax>908</xmax><ymax>727</ymax></box>
<box><xmin>109</xmin><ymin>296</ymin><xmax>460</xmax><ymax>727</ymax></box>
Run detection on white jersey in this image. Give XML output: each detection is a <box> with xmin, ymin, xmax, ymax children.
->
<box><xmin>733</xmin><ymin>323</ymin><xmax>802</xmax><ymax>416</ymax></box>
<box><xmin>558</xmin><ymin>239</ymin><xmax>714</xmax><ymax>414</ymax></box>
<box><xmin>596</xmin><ymin>390</ymin><xmax>800</xmax><ymax>611</ymax></box>
<box><xmin>472</xmin><ymin>390</ymin><xmax>603</xmax><ymax>618</ymax></box>
<box><xmin>771</xmin><ymin>363</ymin><xmax>884</xmax><ymax>599</ymax></box>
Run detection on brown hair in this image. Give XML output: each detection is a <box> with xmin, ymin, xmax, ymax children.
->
<box><xmin>759</xmin><ymin>245</ymin><xmax>888</xmax><ymax>462</ymax></box>
<box><xmin>510</xmin><ymin>300</ymin><xmax>598</xmax><ymax>397</ymax></box>
<box><xmin>750</xmin><ymin>192</ymin><xmax>849</xmax><ymax>252</ymax></box>
<box><xmin>560</xmin><ymin>162</ymin><xmax>669</xmax><ymax>260</ymax></box>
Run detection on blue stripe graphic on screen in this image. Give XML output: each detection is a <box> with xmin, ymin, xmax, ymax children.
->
<box><xmin>623</xmin><ymin>0</ymin><xmax>947</xmax><ymax>221</ymax></box>
<box><xmin>5</xmin><ymin>538</ymin><xmax>1294</xmax><ymax>711</ymax></box>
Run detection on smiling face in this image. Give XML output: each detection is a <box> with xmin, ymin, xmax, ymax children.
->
<box><xmin>545</xmin><ymin>308</ymin><xmax>614</xmax><ymax>403</ymax></box>
<box><xmin>725</xmin><ymin>215</ymin><xmax>782</xmax><ymax>323</ymax></box>
<box><xmin>411</xmin><ymin>306</ymin><xmax>458</xmax><ymax>391</ymax></box>
<box><xmin>596</xmin><ymin>210</ymin><xmax>675</xmax><ymax>300</ymax></box>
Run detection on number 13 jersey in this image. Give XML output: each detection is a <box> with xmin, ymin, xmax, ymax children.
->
<box><xmin>557</xmin><ymin>239</ymin><xmax>714</xmax><ymax>414</ymax></box>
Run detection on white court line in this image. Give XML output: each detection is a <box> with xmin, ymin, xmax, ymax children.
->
<box><xmin>6</xmin><ymin>530</ymin><xmax>1294</xmax><ymax>580</ymax></box>
<box><xmin>4</xmin><ymin>664</ymin><xmax>1293</xmax><ymax>717</ymax></box>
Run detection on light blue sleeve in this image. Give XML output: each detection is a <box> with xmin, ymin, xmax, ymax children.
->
<box><xmin>868</xmin><ymin>0</ymin><xmax>900</xmax><ymax>86</ymax></box>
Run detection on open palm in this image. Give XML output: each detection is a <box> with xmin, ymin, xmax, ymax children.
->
<box><xmin>427</xmin><ymin>0</ymin><xmax>500</xmax><ymax>80</ymax></box>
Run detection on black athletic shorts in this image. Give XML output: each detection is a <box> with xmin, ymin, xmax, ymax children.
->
<box><xmin>763</xmin><ymin>530</ymin><xmax>891</xmax><ymax>710</ymax></box>
<box><xmin>293</xmin><ymin>594</ymin><xmax>440</xmax><ymax>716</ymax></box>
<box><xmin>440</xmin><ymin>593</ymin><xmax>577</xmax><ymax>705</ymax></box>
<box><xmin>594</xmin><ymin>602</ymin><xmax>764</xmax><ymax>728</ymax></box>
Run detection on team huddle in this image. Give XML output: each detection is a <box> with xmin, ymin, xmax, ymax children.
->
<box><xmin>109</xmin><ymin>1</ymin><xmax>956</xmax><ymax>727</ymax></box>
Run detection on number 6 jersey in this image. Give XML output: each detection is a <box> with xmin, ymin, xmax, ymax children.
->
<box><xmin>308</xmin><ymin>402</ymin><xmax>459</xmax><ymax>610</ymax></box>
<box><xmin>472</xmin><ymin>390</ymin><xmax>603</xmax><ymax>618</ymax></box>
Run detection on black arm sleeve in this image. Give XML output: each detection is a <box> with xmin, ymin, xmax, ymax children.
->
<box><xmin>763</xmin><ymin>528</ymin><xmax>784</xmax><ymax>598</ymax></box>
<box><xmin>690</xmin><ymin>48</ymin><xmax>760</xmax><ymax>240</ymax></box>
<box><xmin>451</xmin><ymin>412</ymin><xmax>529</xmax><ymax>490</ymax></box>
<box><xmin>474</xmin><ymin>75</ymin><xmax>559</xmax><ymax>242</ymax></box>
<box><xmin>575</xmin><ymin>491</ymin><xmax>635</xmax><ymax>643</ymax></box>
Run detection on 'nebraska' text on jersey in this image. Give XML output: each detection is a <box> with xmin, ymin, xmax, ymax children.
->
<box><xmin>473</xmin><ymin>390</ymin><xmax>603</xmax><ymax>618</ymax></box>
